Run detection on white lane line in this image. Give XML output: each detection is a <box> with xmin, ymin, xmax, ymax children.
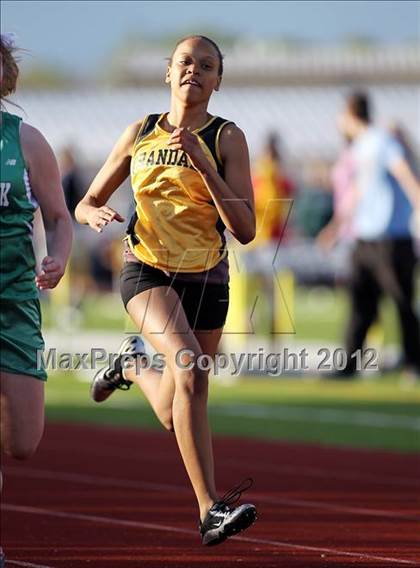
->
<box><xmin>224</xmin><ymin>459</ymin><xmax>420</xmax><ymax>489</ymax></box>
<box><xmin>7</xmin><ymin>561</ymin><xmax>54</xmax><ymax>568</ymax></box>
<box><xmin>39</xmin><ymin>440</ymin><xmax>420</xmax><ymax>489</ymax></box>
<box><xmin>5</xmin><ymin>466</ymin><xmax>420</xmax><ymax>522</ymax></box>
<box><xmin>211</xmin><ymin>404</ymin><xmax>420</xmax><ymax>431</ymax></box>
<box><xmin>258</xmin><ymin>495</ymin><xmax>420</xmax><ymax>522</ymax></box>
<box><xmin>4</xmin><ymin>503</ymin><xmax>194</xmax><ymax>536</ymax></box>
<box><xmin>237</xmin><ymin>535</ymin><xmax>420</xmax><ymax>566</ymax></box>
<box><xmin>4</xmin><ymin>504</ymin><xmax>419</xmax><ymax>566</ymax></box>
<box><xmin>5</xmin><ymin>467</ymin><xmax>188</xmax><ymax>495</ymax></box>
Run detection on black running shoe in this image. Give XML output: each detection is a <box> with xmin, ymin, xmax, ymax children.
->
<box><xmin>90</xmin><ymin>336</ymin><xmax>145</xmax><ymax>403</ymax></box>
<box><xmin>200</xmin><ymin>478</ymin><xmax>257</xmax><ymax>546</ymax></box>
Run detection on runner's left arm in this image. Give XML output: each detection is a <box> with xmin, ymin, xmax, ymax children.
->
<box><xmin>168</xmin><ymin>125</ymin><xmax>256</xmax><ymax>244</ymax></box>
<box><xmin>21</xmin><ymin>123</ymin><xmax>73</xmax><ymax>290</ymax></box>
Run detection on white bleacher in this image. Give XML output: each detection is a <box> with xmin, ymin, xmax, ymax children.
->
<box><xmin>122</xmin><ymin>43</ymin><xmax>420</xmax><ymax>81</ymax></box>
<box><xmin>13</xmin><ymin>84</ymin><xmax>419</xmax><ymax>163</ymax></box>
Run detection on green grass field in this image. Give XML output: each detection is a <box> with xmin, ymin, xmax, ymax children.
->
<box><xmin>41</xmin><ymin>286</ymin><xmax>403</xmax><ymax>344</ymax></box>
<box><xmin>41</xmin><ymin>282</ymin><xmax>420</xmax><ymax>454</ymax></box>
<box><xmin>45</xmin><ymin>371</ymin><xmax>420</xmax><ymax>454</ymax></box>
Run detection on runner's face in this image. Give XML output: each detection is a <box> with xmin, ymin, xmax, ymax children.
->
<box><xmin>166</xmin><ymin>38</ymin><xmax>221</xmax><ymax>104</ymax></box>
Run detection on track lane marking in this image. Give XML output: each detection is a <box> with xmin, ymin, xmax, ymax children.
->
<box><xmin>6</xmin><ymin>466</ymin><xmax>420</xmax><ymax>521</ymax></box>
<box><xmin>211</xmin><ymin>404</ymin><xmax>420</xmax><ymax>431</ymax></box>
<box><xmin>237</xmin><ymin>535</ymin><xmax>420</xmax><ymax>566</ymax></box>
<box><xmin>258</xmin><ymin>495</ymin><xmax>420</xmax><ymax>521</ymax></box>
<box><xmin>39</xmin><ymin>440</ymin><xmax>420</xmax><ymax>489</ymax></box>
<box><xmin>223</xmin><ymin>459</ymin><xmax>420</xmax><ymax>489</ymax></box>
<box><xmin>7</xmin><ymin>561</ymin><xmax>54</xmax><ymax>568</ymax></box>
<box><xmin>4</xmin><ymin>504</ymin><xmax>419</xmax><ymax>566</ymax></box>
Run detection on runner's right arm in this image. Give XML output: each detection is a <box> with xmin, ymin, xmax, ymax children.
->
<box><xmin>75</xmin><ymin>121</ymin><xmax>141</xmax><ymax>233</ymax></box>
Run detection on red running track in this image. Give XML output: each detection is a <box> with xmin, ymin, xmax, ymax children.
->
<box><xmin>1</xmin><ymin>422</ymin><xmax>420</xmax><ymax>568</ymax></box>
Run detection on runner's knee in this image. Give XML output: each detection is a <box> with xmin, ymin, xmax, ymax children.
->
<box><xmin>156</xmin><ymin>406</ymin><xmax>174</xmax><ymax>432</ymax></box>
<box><xmin>174</xmin><ymin>366</ymin><xmax>208</xmax><ymax>398</ymax></box>
<box><xmin>160</xmin><ymin>415</ymin><xmax>174</xmax><ymax>432</ymax></box>
<box><xmin>4</xmin><ymin>438</ymin><xmax>41</xmax><ymax>460</ymax></box>
<box><xmin>2</xmin><ymin>422</ymin><xmax>44</xmax><ymax>460</ymax></box>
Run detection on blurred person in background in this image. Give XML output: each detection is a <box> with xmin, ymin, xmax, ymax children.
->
<box><xmin>295</xmin><ymin>158</ymin><xmax>333</xmax><ymax>239</ymax></box>
<box><xmin>244</xmin><ymin>133</ymin><xmax>295</xmax><ymax>338</ymax></box>
<box><xmin>58</xmin><ymin>146</ymin><xmax>86</xmax><ymax>221</ymax></box>
<box><xmin>252</xmin><ymin>132</ymin><xmax>294</xmax><ymax>245</ymax></box>
<box><xmin>59</xmin><ymin>146</ymin><xmax>85</xmax><ymax>221</ymax></box>
<box><xmin>76</xmin><ymin>35</ymin><xmax>257</xmax><ymax>546</ymax></box>
<box><xmin>89</xmin><ymin>237</ymin><xmax>116</xmax><ymax>293</ymax></box>
<box><xmin>317</xmin><ymin>124</ymin><xmax>355</xmax><ymax>250</ymax></box>
<box><xmin>330</xmin><ymin>91</ymin><xmax>420</xmax><ymax>379</ymax></box>
<box><xmin>316</xmin><ymin>118</ymin><xmax>357</xmax><ymax>291</ymax></box>
<box><xmin>317</xmin><ymin>119</ymin><xmax>385</xmax><ymax>354</ymax></box>
<box><xmin>57</xmin><ymin>146</ymin><xmax>89</xmax><ymax>313</ymax></box>
<box><xmin>385</xmin><ymin>123</ymin><xmax>420</xmax><ymax>374</ymax></box>
<box><xmin>386</xmin><ymin>123</ymin><xmax>420</xmax><ymax>248</ymax></box>
<box><xmin>0</xmin><ymin>34</ymin><xmax>72</xmax><ymax>567</ymax></box>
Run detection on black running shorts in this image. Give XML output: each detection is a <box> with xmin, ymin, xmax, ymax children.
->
<box><xmin>120</xmin><ymin>261</ymin><xmax>229</xmax><ymax>331</ymax></box>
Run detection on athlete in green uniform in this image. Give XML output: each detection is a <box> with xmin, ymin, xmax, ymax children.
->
<box><xmin>0</xmin><ymin>31</ymin><xmax>72</xmax><ymax>505</ymax></box>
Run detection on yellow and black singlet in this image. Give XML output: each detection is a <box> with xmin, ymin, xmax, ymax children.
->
<box><xmin>127</xmin><ymin>113</ymin><xmax>232</xmax><ymax>273</ymax></box>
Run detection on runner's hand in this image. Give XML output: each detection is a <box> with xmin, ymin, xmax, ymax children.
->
<box><xmin>86</xmin><ymin>206</ymin><xmax>125</xmax><ymax>233</ymax></box>
<box><xmin>168</xmin><ymin>128</ymin><xmax>211</xmax><ymax>174</ymax></box>
<box><xmin>36</xmin><ymin>256</ymin><xmax>65</xmax><ymax>290</ymax></box>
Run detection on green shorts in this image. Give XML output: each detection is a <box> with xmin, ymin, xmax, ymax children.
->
<box><xmin>0</xmin><ymin>298</ymin><xmax>47</xmax><ymax>381</ymax></box>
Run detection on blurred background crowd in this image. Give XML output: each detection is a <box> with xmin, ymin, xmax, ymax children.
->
<box><xmin>23</xmin><ymin>45</ymin><xmax>418</xmax><ymax>290</ymax></box>
<box><xmin>4</xmin><ymin>0</ymin><xmax>419</xmax><ymax>379</ymax></box>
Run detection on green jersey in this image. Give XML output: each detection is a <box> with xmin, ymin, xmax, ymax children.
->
<box><xmin>0</xmin><ymin>111</ymin><xmax>39</xmax><ymax>299</ymax></box>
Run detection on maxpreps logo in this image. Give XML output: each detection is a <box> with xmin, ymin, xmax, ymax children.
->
<box><xmin>0</xmin><ymin>182</ymin><xmax>11</xmax><ymax>207</ymax></box>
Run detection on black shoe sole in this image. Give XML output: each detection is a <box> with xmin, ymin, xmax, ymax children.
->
<box><xmin>90</xmin><ymin>336</ymin><xmax>143</xmax><ymax>402</ymax></box>
<box><xmin>203</xmin><ymin>506</ymin><xmax>257</xmax><ymax>546</ymax></box>
<box><xmin>90</xmin><ymin>366</ymin><xmax>116</xmax><ymax>403</ymax></box>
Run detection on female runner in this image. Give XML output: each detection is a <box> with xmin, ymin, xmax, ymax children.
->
<box><xmin>76</xmin><ymin>35</ymin><xmax>257</xmax><ymax>546</ymax></box>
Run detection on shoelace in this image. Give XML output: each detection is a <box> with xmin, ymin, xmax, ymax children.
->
<box><xmin>200</xmin><ymin>478</ymin><xmax>254</xmax><ymax>531</ymax></box>
<box><xmin>215</xmin><ymin>478</ymin><xmax>254</xmax><ymax>509</ymax></box>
